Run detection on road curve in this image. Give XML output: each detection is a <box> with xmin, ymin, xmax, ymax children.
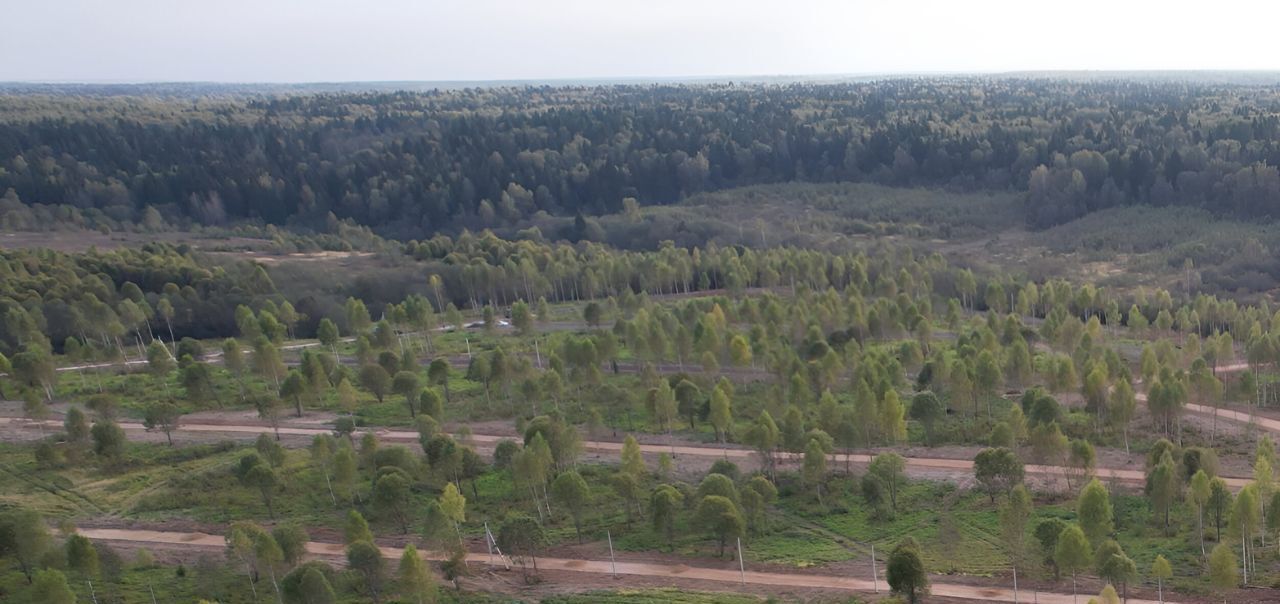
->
<box><xmin>1183</xmin><ymin>400</ymin><xmax>1280</xmax><ymax>434</ymax></box>
<box><xmin>0</xmin><ymin>416</ymin><xmax>1250</xmax><ymax>490</ymax></box>
<box><xmin>77</xmin><ymin>527</ymin><xmax>1170</xmax><ymax>604</ymax></box>
<box><xmin>1135</xmin><ymin>391</ymin><xmax>1280</xmax><ymax>435</ymax></box>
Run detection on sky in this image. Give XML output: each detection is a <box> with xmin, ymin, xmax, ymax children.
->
<box><xmin>7</xmin><ymin>0</ymin><xmax>1280</xmax><ymax>83</ymax></box>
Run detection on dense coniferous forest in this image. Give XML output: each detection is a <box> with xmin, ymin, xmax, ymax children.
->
<box><xmin>6</xmin><ymin>78</ymin><xmax>1280</xmax><ymax>236</ymax></box>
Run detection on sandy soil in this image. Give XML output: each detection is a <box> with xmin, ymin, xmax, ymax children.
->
<box><xmin>248</xmin><ymin>250</ymin><xmax>375</xmax><ymax>264</ymax></box>
<box><xmin>54</xmin><ymin>346</ymin><xmax>773</xmax><ymax>385</ymax></box>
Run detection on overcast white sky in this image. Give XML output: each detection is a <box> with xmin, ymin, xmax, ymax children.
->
<box><xmin>6</xmin><ymin>0</ymin><xmax>1280</xmax><ymax>82</ymax></box>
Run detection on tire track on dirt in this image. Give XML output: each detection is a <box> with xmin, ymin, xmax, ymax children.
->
<box><xmin>0</xmin><ymin>463</ymin><xmax>108</xmax><ymax>516</ymax></box>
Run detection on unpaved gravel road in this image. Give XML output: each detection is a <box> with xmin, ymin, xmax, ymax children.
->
<box><xmin>0</xmin><ymin>416</ymin><xmax>1251</xmax><ymax>491</ymax></box>
<box><xmin>78</xmin><ymin>527</ymin><xmax>1173</xmax><ymax>604</ymax></box>
<box><xmin>1135</xmin><ymin>390</ymin><xmax>1280</xmax><ymax>434</ymax></box>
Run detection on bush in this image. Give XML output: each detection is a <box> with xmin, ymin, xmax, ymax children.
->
<box><xmin>708</xmin><ymin>459</ymin><xmax>740</xmax><ymax>481</ymax></box>
<box><xmin>493</xmin><ymin>439</ymin><xmax>520</xmax><ymax>470</ymax></box>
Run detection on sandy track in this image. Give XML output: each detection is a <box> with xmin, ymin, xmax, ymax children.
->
<box><xmin>77</xmin><ymin>527</ymin><xmax>1170</xmax><ymax>604</ymax></box>
<box><xmin>54</xmin><ymin>346</ymin><xmax>771</xmax><ymax>383</ymax></box>
<box><xmin>1184</xmin><ymin>401</ymin><xmax>1280</xmax><ymax>433</ymax></box>
<box><xmin>1134</xmin><ymin>391</ymin><xmax>1280</xmax><ymax>434</ymax></box>
<box><xmin>0</xmin><ymin>416</ymin><xmax>1251</xmax><ymax>491</ymax></box>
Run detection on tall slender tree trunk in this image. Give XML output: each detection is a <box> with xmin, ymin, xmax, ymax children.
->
<box><xmin>1198</xmin><ymin>506</ymin><xmax>1205</xmax><ymax>556</ymax></box>
<box><xmin>324</xmin><ymin>468</ymin><xmax>336</xmax><ymax>506</ymax></box>
<box><xmin>529</xmin><ymin>486</ymin><xmax>544</xmax><ymax>522</ymax></box>
<box><xmin>269</xmin><ymin>568</ymin><xmax>282</xmax><ymax>604</ymax></box>
<box><xmin>244</xmin><ymin>565</ymin><xmax>258</xmax><ymax>599</ymax></box>
<box><xmin>165</xmin><ymin>319</ymin><xmax>176</xmax><ymax>355</ymax></box>
<box><xmin>1242</xmin><ymin>534</ymin><xmax>1248</xmax><ymax>585</ymax></box>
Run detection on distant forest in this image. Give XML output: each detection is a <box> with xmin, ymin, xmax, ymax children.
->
<box><xmin>4</xmin><ymin>78</ymin><xmax>1280</xmax><ymax>235</ymax></box>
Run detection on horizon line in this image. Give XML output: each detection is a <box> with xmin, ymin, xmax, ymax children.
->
<box><xmin>6</xmin><ymin>68</ymin><xmax>1280</xmax><ymax>87</ymax></box>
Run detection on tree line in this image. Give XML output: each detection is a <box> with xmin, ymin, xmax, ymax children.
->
<box><xmin>6</xmin><ymin>79</ymin><xmax>1280</xmax><ymax>236</ymax></box>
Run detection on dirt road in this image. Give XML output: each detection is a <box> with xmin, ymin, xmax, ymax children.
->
<box><xmin>0</xmin><ymin>416</ymin><xmax>1250</xmax><ymax>491</ymax></box>
<box><xmin>1134</xmin><ymin>391</ymin><xmax>1280</xmax><ymax>434</ymax></box>
<box><xmin>55</xmin><ymin>342</ymin><xmax>772</xmax><ymax>383</ymax></box>
<box><xmin>77</xmin><ymin>527</ymin><xmax>1172</xmax><ymax>604</ymax></box>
